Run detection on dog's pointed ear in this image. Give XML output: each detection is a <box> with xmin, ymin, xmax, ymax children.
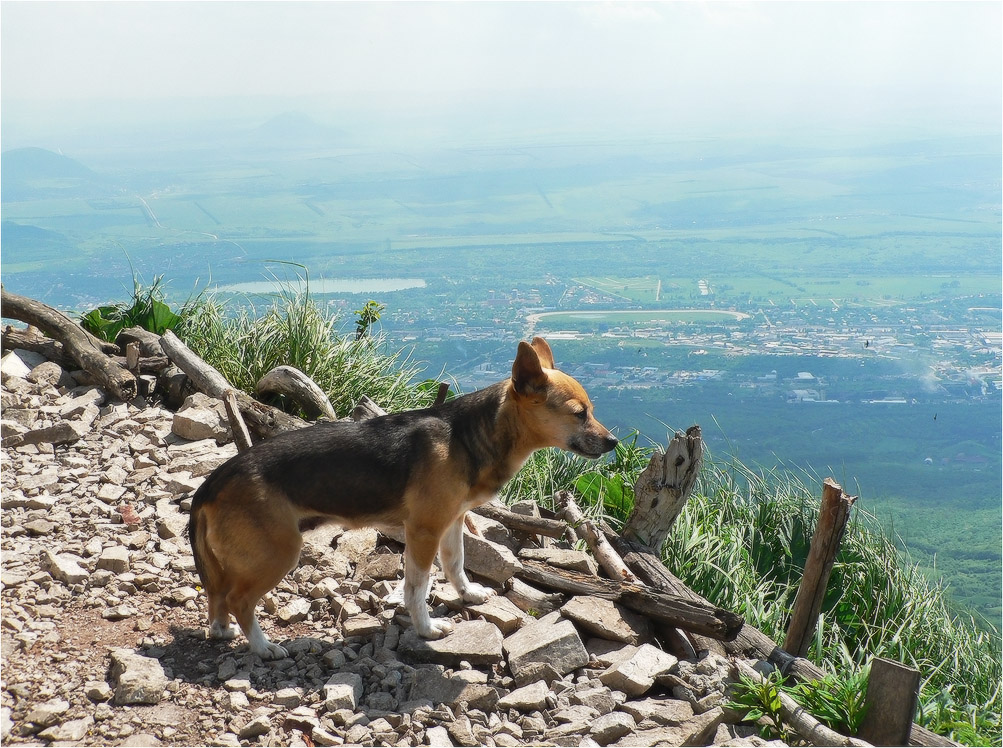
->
<box><xmin>512</xmin><ymin>341</ymin><xmax>548</xmax><ymax>395</ymax></box>
<box><xmin>530</xmin><ymin>337</ymin><xmax>555</xmax><ymax>369</ymax></box>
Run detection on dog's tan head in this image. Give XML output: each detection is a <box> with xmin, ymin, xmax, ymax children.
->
<box><xmin>510</xmin><ymin>337</ymin><xmax>618</xmax><ymax>459</ymax></box>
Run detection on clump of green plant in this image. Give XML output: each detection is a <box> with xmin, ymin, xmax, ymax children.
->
<box><xmin>789</xmin><ymin>669</ymin><xmax>870</xmax><ymax>737</ymax></box>
<box><xmin>354</xmin><ymin>300</ymin><xmax>385</xmax><ymax>340</ymax></box>
<box><xmin>176</xmin><ymin>283</ymin><xmax>432</xmax><ymax>417</ymax></box>
<box><xmin>726</xmin><ymin>669</ymin><xmax>793</xmax><ymax>743</ymax></box>
<box><xmin>80</xmin><ymin>275</ymin><xmax>182</xmax><ymax>341</ymax></box>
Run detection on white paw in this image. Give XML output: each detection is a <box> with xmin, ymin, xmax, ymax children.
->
<box><xmin>417</xmin><ymin>617</ymin><xmax>455</xmax><ymax>640</ymax></box>
<box><xmin>251</xmin><ymin>641</ymin><xmax>289</xmax><ymax>660</ymax></box>
<box><xmin>461</xmin><ymin>582</ymin><xmax>495</xmax><ymax>605</ymax></box>
<box><xmin>209</xmin><ymin>621</ymin><xmax>238</xmax><ymax>640</ymax></box>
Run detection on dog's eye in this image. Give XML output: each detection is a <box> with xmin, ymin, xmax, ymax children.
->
<box><xmin>574</xmin><ymin>409</ymin><xmax>588</xmax><ymax>421</ymax></box>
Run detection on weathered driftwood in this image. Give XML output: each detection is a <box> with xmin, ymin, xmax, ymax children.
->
<box><xmin>352</xmin><ymin>395</ymin><xmax>388</xmax><ymax>421</ymax></box>
<box><xmin>783</xmin><ymin>478</ymin><xmax>857</xmax><ymax>658</ymax></box>
<box><xmin>623</xmin><ymin>424</ymin><xmax>703</xmax><ymax>550</ymax></box>
<box><xmin>256</xmin><ymin>364</ymin><xmax>336</xmax><ymax>420</ymax></box>
<box><xmin>504</xmin><ymin>577</ymin><xmax>565</xmax><ymax>616</ymax></box>
<box><xmin>223</xmin><ymin>389</ymin><xmax>254</xmax><ymax>453</ymax></box>
<box><xmin>160</xmin><ymin>330</ymin><xmax>308</xmax><ymax>439</ymax></box>
<box><xmin>734</xmin><ymin>660</ymin><xmax>872</xmax><ymax>747</ymax></box>
<box><xmin>2</xmin><ymin>325</ymin><xmax>74</xmax><ymax>368</ymax></box>
<box><xmin>116</xmin><ymin>326</ymin><xmax>165</xmax><ymax>357</ymax></box>
<box><xmin>517</xmin><ymin>558</ymin><xmax>744</xmax><ymax>641</ymax></box>
<box><xmin>556</xmin><ymin>490</ymin><xmax>638</xmax><ymax>583</ymax></box>
<box><xmin>0</xmin><ymin>288</ymin><xmax>137</xmax><ymax>402</ymax></box>
<box><xmin>471</xmin><ymin>503</ymin><xmax>569</xmax><ymax>540</ymax></box>
<box><xmin>857</xmin><ymin>657</ymin><xmax>921</xmax><ymax>747</ymax></box>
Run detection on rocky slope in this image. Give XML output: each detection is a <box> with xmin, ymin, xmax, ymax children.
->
<box><xmin>1</xmin><ymin>346</ymin><xmax>784</xmax><ymax>748</ymax></box>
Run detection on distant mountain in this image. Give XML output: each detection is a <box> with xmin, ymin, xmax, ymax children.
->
<box><xmin>249</xmin><ymin>112</ymin><xmax>348</xmax><ymax>146</ymax></box>
<box><xmin>1</xmin><ymin>147</ymin><xmax>106</xmax><ymax>201</ymax></box>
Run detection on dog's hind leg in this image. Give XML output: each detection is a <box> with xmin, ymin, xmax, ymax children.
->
<box><xmin>207</xmin><ymin>490</ymin><xmax>303</xmax><ymax>660</ymax></box>
<box><xmin>404</xmin><ymin>522</ymin><xmax>454</xmax><ymax>639</ymax></box>
<box><xmin>208</xmin><ymin>593</ymin><xmax>238</xmax><ymax>640</ymax></box>
<box><xmin>440</xmin><ymin>514</ymin><xmax>494</xmax><ymax>604</ymax></box>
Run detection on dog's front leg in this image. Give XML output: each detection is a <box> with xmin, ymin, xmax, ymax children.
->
<box><xmin>440</xmin><ymin>514</ymin><xmax>494</xmax><ymax>605</ymax></box>
<box><xmin>404</xmin><ymin>523</ymin><xmax>455</xmax><ymax>639</ymax></box>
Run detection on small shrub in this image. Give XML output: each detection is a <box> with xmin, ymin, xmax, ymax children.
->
<box><xmin>81</xmin><ymin>276</ymin><xmax>182</xmax><ymax>341</ymax></box>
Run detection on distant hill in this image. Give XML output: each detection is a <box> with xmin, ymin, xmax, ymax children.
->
<box><xmin>1</xmin><ymin>147</ymin><xmax>106</xmax><ymax>201</ymax></box>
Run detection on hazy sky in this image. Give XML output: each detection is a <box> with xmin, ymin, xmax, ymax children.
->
<box><xmin>1</xmin><ymin>1</ymin><xmax>1001</xmax><ymax>141</ymax></box>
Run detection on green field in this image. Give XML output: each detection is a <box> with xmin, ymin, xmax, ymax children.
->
<box><xmin>530</xmin><ymin>308</ymin><xmax>750</xmax><ymax>331</ymax></box>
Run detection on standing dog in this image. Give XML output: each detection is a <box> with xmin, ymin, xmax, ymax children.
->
<box><xmin>188</xmin><ymin>337</ymin><xmax>618</xmax><ymax>659</ymax></box>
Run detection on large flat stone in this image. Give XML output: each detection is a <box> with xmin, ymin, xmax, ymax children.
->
<box><xmin>599</xmin><ymin>643</ymin><xmax>678</xmax><ymax>698</ymax></box>
<box><xmin>398</xmin><ymin>619</ymin><xmax>504</xmax><ymax>667</ymax></box>
<box><xmin>463</xmin><ymin>533</ymin><xmax>523</xmax><ymax>585</ymax></box>
<box><xmin>519</xmin><ymin>547</ymin><xmax>598</xmax><ymax>575</ymax></box>
<box><xmin>619</xmin><ymin>697</ymin><xmax>694</xmax><ymax>725</ymax></box>
<box><xmin>562</xmin><ymin>596</ymin><xmax>652</xmax><ymax>644</ymax></box>
<box><xmin>323</xmin><ymin>672</ymin><xmax>363</xmax><ymax>712</ymax></box>
<box><xmin>408</xmin><ymin>668</ymin><xmax>499</xmax><ymax>711</ymax></box>
<box><xmin>109</xmin><ymin>648</ymin><xmax>168</xmax><ymax>705</ymax></box>
<box><xmin>503</xmin><ymin>611</ymin><xmax>589</xmax><ymax>683</ymax></box>
<box><xmin>41</xmin><ymin>550</ymin><xmax>88</xmax><ymax>585</ymax></box>
<box><xmin>497</xmin><ymin>680</ymin><xmax>550</xmax><ymax>712</ymax></box>
<box><xmin>611</xmin><ymin>707</ymin><xmax>724</xmax><ymax>747</ymax></box>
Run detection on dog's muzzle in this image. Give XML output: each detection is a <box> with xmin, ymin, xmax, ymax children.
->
<box><xmin>570</xmin><ymin>433</ymin><xmax>619</xmax><ymax>459</ymax></box>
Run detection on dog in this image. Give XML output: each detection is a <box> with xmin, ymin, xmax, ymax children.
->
<box><xmin>188</xmin><ymin>337</ymin><xmax>618</xmax><ymax>659</ymax></box>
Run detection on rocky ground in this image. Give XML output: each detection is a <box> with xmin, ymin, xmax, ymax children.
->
<box><xmin>1</xmin><ymin>346</ymin><xmax>786</xmax><ymax>748</ymax></box>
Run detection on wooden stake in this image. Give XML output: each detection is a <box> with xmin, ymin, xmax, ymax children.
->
<box><xmin>433</xmin><ymin>381</ymin><xmax>450</xmax><ymax>406</ymax></box>
<box><xmin>857</xmin><ymin>657</ymin><xmax>921</xmax><ymax>747</ymax></box>
<box><xmin>623</xmin><ymin>425</ymin><xmax>703</xmax><ymax>550</ymax></box>
<box><xmin>222</xmin><ymin>389</ymin><xmax>254</xmax><ymax>453</ymax></box>
<box><xmin>125</xmin><ymin>341</ymin><xmax>141</xmax><ymax>373</ymax></box>
<box><xmin>783</xmin><ymin>478</ymin><xmax>857</xmax><ymax>658</ymax></box>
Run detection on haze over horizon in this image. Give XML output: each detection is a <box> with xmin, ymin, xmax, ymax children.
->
<box><xmin>2</xmin><ymin>1</ymin><xmax>1001</xmax><ymax>151</ymax></box>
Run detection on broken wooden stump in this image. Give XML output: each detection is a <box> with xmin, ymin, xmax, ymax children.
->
<box><xmin>623</xmin><ymin>424</ymin><xmax>703</xmax><ymax>551</ymax></box>
<box><xmin>783</xmin><ymin>477</ymin><xmax>857</xmax><ymax>658</ymax></box>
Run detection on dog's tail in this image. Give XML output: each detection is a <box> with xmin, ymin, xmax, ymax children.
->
<box><xmin>188</xmin><ymin>483</ymin><xmax>225</xmax><ymax>597</ymax></box>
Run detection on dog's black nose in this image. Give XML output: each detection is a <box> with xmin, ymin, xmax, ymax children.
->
<box><xmin>604</xmin><ymin>434</ymin><xmax>619</xmax><ymax>452</ymax></box>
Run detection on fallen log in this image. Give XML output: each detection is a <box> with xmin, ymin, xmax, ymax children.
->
<box><xmin>1</xmin><ymin>288</ymin><xmax>137</xmax><ymax>402</ymax></box>
<box><xmin>516</xmin><ymin>557</ymin><xmax>744</xmax><ymax>641</ymax></box>
<box><xmin>471</xmin><ymin>503</ymin><xmax>570</xmax><ymax>540</ymax></box>
<box><xmin>159</xmin><ymin>330</ymin><xmax>308</xmax><ymax>439</ymax></box>
<box><xmin>2</xmin><ymin>325</ymin><xmax>74</xmax><ymax>368</ymax></box>
<box><xmin>256</xmin><ymin>365</ymin><xmax>336</xmax><ymax>420</ymax></box>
